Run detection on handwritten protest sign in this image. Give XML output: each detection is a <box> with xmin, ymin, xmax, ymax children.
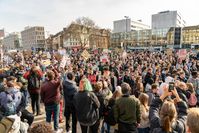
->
<box><xmin>100</xmin><ymin>55</ymin><xmax>109</xmax><ymax>63</ymax></box>
<box><xmin>60</xmin><ymin>55</ymin><xmax>71</xmax><ymax>68</ymax></box>
<box><xmin>81</xmin><ymin>50</ymin><xmax>91</xmax><ymax>60</ymax></box>
<box><xmin>41</xmin><ymin>59</ymin><xmax>51</xmax><ymax>67</ymax></box>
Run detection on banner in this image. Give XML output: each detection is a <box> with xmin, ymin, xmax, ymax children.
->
<box><xmin>81</xmin><ymin>50</ymin><xmax>91</xmax><ymax>60</ymax></box>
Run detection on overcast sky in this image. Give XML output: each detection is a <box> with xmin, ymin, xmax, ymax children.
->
<box><xmin>0</xmin><ymin>0</ymin><xmax>199</xmax><ymax>35</ymax></box>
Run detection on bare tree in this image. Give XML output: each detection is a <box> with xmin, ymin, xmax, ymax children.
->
<box><xmin>74</xmin><ymin>16</ymin><xmax>99</xmax><ymax>28</ymax></box>
<box><xmin>67</xmin><ymin>17</ymin><xmax>101</xmax><ymax>49</ymax></box>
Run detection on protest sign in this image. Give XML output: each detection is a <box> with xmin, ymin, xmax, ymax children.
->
<box><xmin>81</xmin><ymin>50</ymin><xmax>91</xmax><ymax>60</ymax></box>
<box><xmin>102</xmin><ymin>49</ymin><xmax>109</xmax><ymax>54</ymax></box>
<box><xmin>60</xmin><ymin>55</ymin><xmax>71</xmax><ymax>68</ymax></box>
<box><xmin>100</xmin><ymin>55</ymin><xmax>109</xmax><ymax>63</ymax></box>
<box><xmin>54</xmin><ymin>53</ymin><xmax>62</xmax><ymax>60</ymax></box>
<box><xmin>46</xmin><ymin>52</ymin><xmax>51</xmax><ymax>59</ymax></box>
<box><xmin>41</xmin><ymin>59</ymin><xmax>51</xmax><ymax>67</ymax></box>
<box><xmin>58</xmin><ymin>49</ymin><xmax>66</xmax><ymax>56</ymax></box>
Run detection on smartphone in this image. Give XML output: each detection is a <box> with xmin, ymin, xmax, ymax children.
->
<box><xmin>169</xmin><ymin>82</ymin><xmax>174</xmax><ymax>92</ymax></box>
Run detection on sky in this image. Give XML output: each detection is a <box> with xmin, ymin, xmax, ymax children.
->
<box><xmin>0</xmin><ymin>0</ymin><xmax>199</xmax><ymax>35</ymax></box>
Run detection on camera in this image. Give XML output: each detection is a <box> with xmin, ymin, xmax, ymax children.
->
<box><xmin>169</xmin><ymin>82</ymin><xmax>174</xmax><ymax>92</ymax></box>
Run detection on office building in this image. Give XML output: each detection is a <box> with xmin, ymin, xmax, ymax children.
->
<box><xmin>182</xmin><ymin>25</ymin><xmax>199</xmax><ymax>45</ymax></box>
<box><xmin>2</xmin><ymin>32</ymin><xmax>21</xmax><ymax>50</ymax></box>
<box><xmin>152</xmin><ymin>10</ymin><xmax>186</xmax><ymax>29</ymax></box>
<box><xmin>21</xmin><ymin>26</ymin><xmax>45</xmax><ymax>50</ymax></box>
<box><xmin>113</xmin><ymin>18</ymin><xmax>150</xmax><ymax>33</ymax></box>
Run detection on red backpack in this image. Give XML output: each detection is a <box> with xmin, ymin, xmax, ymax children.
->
<box><xmin>188</xmin><ymin>93</ymin><xmax>197</xmax><ymax>106</ymax></box>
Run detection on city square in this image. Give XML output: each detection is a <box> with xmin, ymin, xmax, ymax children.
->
<box><xmin>1</xmin><ymin>0</ymin><xmax>199</xmax><ymax>133</ymax></box>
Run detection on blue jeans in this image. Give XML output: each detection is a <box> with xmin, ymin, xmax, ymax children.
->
<box><xmin>138</xmin><ymin>127</ymin><xmax>150</xmax><ymax>133</ymax></box>
<box><xmin>45</xmin><ymin>104</ymin><xmax>60</xmax><ymax>130</ymax></box>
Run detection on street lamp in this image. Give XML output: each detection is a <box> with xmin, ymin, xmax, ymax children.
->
<box><xmin>124</xmin><ymin>16</ymin><xmax>129</xmax><ymax>51</ymax></box>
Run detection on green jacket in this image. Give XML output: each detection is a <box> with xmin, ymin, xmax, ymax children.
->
<box><xmin>114</xmin><ymin>95</ymin><xmax>141</xmax><ymax>125</ymax></box>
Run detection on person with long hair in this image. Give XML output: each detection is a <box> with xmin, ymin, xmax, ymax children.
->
<box><xmin>149</xmin><ymin>84</ymin><xmax>188</xmax><ymax>133</ymax></box>
<box><xmin>138</xmin><ymin>93</ymin><xmax>150</xmax><ymax>133</ymax></box>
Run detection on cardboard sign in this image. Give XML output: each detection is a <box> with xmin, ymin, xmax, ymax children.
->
<box><xmin>81</xmin><ymin>50</ymin><xmax>91</xmax><ymax>60</ymax></box>
<box><xmin>58</xmin><ymin>49</ymin><xmax>66</xmax><ymax>56</ymax></box>
<box><xmin>46</xmin><ymin>52</ymin><xmax>51</xmax><ymax>59</ymax></box>
<box><xmin>102</xmin><ymin>49</ymin><xmax>109</xmax><ymax>54</ymax></box>
<box><xmin>54</xmin><ymin>53</ymin><xmax>62</xmax><ymax>60</ymax></box>
<box><xmin>60</xmin><ymin>55</ymin><xmax>71</xmax><ymax>68</ymax></box>
<box><xmin>100</xmin><ymin>55</ymin><xmax>109</xmax><ymax>63</ymax></box>
<box><xmin>41</xmin><ymin>59</ymin><xmax>51</xmax><ymax>67</ymax></box>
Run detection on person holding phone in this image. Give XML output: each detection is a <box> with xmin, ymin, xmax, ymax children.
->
<box><xmin>149</xmin><ymin>83</ymin><xmax>188</xmax><ymax>133</ymax></box>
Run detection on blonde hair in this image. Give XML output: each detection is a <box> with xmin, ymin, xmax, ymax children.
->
<box><xmin>186</xmin><ymin>83</ymin><xmax>194</xmax><ymax>93</ymax></box>
<box><xmin>112</xmin><ymin>86</ymin><xmax>122</xmax><ymax>99</ymax></box>
<box><xmin>187</xmin><ymin>108</ymin><xmax>199</xmax><ymax>133</ymax></box>
<box><xmin>160</xmin><ymin>100</ymin><xmax>177</xmax><ymax>132</ymax></box>
<box><xmin>139</xmin><ymin>93</ymin><xmax>149</xmax><ymax>108</ymax></box>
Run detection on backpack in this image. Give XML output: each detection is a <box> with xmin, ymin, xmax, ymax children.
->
<box><xmin>28</xmin><ymin>74</ymin><xmax>40</xmax><ymax>89</ymax></box>
<box><xmin>103</xmin><ymin>104</ymin><xmax>116</xmax><ymax>126</ymax></box>
<box><xmin>188</xmin><ymin>93</ymin><xmax>197</xmax><ymax>106</ymax></box>
<box><xmin>3</xmin><ymin>91</ymin><xmax>18</xmax><ymax>116</ymax></box>
<box><xmin>77</xmin><ymin>92</ymin><xmax>99</xmax><ymax>126</ymax></box>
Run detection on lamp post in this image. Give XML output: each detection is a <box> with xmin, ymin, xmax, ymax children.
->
<box><xmin>124</xmin><ymin>16</ymin><xmax>129</xmax><ymax>51</ymax></box>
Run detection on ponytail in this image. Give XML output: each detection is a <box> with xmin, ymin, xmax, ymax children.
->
<box><xmin>162</xmin><ymin>115</ymin><xmax>172</xmax><ymax>132</ymax></box>
<box><xmin>160</xmin><ymin>100</ymin><xmax>177</xmax><ymax>133</ymax></box>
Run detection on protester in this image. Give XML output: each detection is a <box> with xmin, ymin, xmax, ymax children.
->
<box><xmin>114</xmin><ymin>83</ymin><xmax>141</xmax><ymax>133</ymax></box>
<box><xmin>0</xmin><ymin>76</ymin><xmax>22</xmax><ymax>116</ymax></box>
<box><xmin>1</xmin><ymin>48</ymin><xmax>199</xmax><ymax>133</ymax></box>
<box><xmin>62</xmin><ymin>72</ymin><xmax>78</xmax><ymax>133</ymax></box>
<box><xmin>40</xmin><ymin>70</ymin><xmax>63</xmax><ymax>133</ymax></box>
<box><xmin>149</xmin><ymin>84</ymin><xmax>187</xmax><ymax>133</ymax></box>
<box><xmin>24</xmin><ymin>66</ymin><xmax>43</xmax><ymax>116</ymax></box>
<box><xmin>147</xmin><ymin>83</ymin><xmax>159</xmax><ymax>105</ymax></box>
<box><xmin>138</xmin><ymin>93</ymin><xmax>150</xmax><ymax>133</ymax></box>
<box><xmin>187</xmin><ymin>108</ymin><xmax>199</xmax><ymax>133</ymax></box>
<box><xmin>29</xmin><ymin>123</ymin><xmax>54</xmax><ymax>133</ymax></box>
<box><xmin>73</xmin><ymin>78</ymin><xmax>100</xmax><ymax>133</ymax></box>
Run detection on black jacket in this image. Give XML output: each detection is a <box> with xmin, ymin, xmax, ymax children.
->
<box><xmin>63</xmin><ymin>80</ymin><xmax>78</xmax><ymax>106</ymax></box>
<box><xmin>94</xmin><ymin>91</ymin><xmax>106</xmax><ymax>119</ymax></box>
<box><xmin>149</xmin><ymin>98</ymin><xmax>187</xmax><ymax>133</ymax></box>
<box><xmin>74</xmin><ymin>91</ymin><xmax>100</xmax><ymax>126</ymax></box>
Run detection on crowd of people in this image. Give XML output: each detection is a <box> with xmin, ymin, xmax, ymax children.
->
<box><xmin>0</xmin><ymin>48</ymin><xmax>199</xmax><ymax>133</ymax></box>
